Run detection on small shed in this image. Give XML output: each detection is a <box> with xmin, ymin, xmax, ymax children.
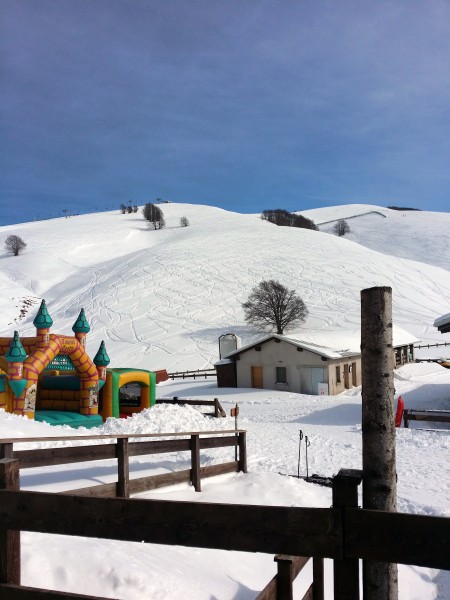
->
<box><xmin>215</xmin><ymin>334</ymin><xmax>361</xmax><ymax>395</ymax></box>
<box><xmin>215</xmin><ymin>327</ymin><xmax>418</xmax><ymax>395</ymax></box>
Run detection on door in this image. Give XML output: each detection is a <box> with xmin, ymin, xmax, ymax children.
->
<box><xmin>344</xmin><ymin>364</ymin><xmax>350</xmax><ymax>389</ymax></box>
<box><xmin>300</xmin><ymin>368</ymin><xmax>325</xmax><ymax>395</ymax></box>
<box><xmin>251</xmin><ymin>366</ymin><xmax>263</xmax><ymax>388</ymax></box>
<box><xmin>352</xmin><ymin>362</ymin><xmax>357</xmax><ymax>387</ymax></box>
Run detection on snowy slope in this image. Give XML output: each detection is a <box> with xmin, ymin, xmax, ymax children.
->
<box><xmin>1</xmin><ymin>203</ymin><xmax>449</xmax><ymax>372</ymax></box>
<box><xmin>1</xmin><ymin>203</ymin><xmax>450</xmax><ymax>599</ymax></box>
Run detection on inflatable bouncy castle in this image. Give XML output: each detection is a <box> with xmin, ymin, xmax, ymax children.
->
<box><xmin>0</xmin><ymin>301</ymin><xmax>155</xmax><ymax>428</ymax></box>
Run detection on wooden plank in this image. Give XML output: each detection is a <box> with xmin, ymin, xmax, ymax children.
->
<box><xmin>199</xmin><ymin>436</ymin><xmax>237</xmax><ymax>449</ymax></box>
<box><xmin>238</xmin><ymin>431</ymin><xmax>248</xmax><ymax>473</ymax></box>
<box><xmin>0</xmin><ymin>583</ymin><xmax>114</xmax><ymax>599</ymax></box>
<box><xmin>345</xmin><ymin>508</ymin><xmax>450</xmax><ymax>570</ymax></box>
<box><xmin>200</xmin><ymin>461</ymin><xmax>238</xmax><ymax>478</ymax></box>
<box><xmin>275</xmin><ymin>555</ymin><xmax>293</xmax><ymax>600</ymax></box>
<box><xmin>14</xmin><ymin>445</ymin><xmax>117</xmax><ymax>469</ymax></box>
<box><xmin>190</xmin><ymin>434</ymin><xmax>201</xmax><ymax>492</ymax></box>
<box><xmin>156</xmin><ymin>399</ymin><xmax>216</xmax><ymax>407</ymax></box>
<box><xmin>61</xmin><ymin>483</ymin><xmax>117</xmax><ymax>498</ymax></box>
<box><xmin>116</xmin><ymin>438</ymin><xmax>129</xmax><ymax>499</ymax></box>
<box><xmin>0</xmin><ymin>430</ymin><xmax>244</xmax><ymax>444</ymax></box>
<box><xmin>0</xmin><ymin>491</ymin><xmax>342</xmax><ymax>558</ymax></box>
<box><xmin>128</xmin><ymin>438</ymin><xmax>191</xmax><ymax>456</ymax></box>
<box><xmin>0</xmin><ymin>444</ymin><xmax>13</xmax><ymax>459</ymax></box>
<box><xmin>312</xmin><ymin>557</ymin><xmax>324</xmax><ymax>600</ymax></box>
<box><xmin>0</xmin><ymin>460</ymin><xmax>20</xmax><ymax>585</ymax></box>
<box><xmin>129</xmin><ymin>470</ymin><xmax>191</xmax><ymax>494</ymax></box>
<box><xmin>332</xmin><ymin>470</ymin><xmax>361</xmax><ymax>600</ymax></box>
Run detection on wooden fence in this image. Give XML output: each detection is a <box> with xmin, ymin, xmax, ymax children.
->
<box><xmin>0</xmin><ymin>429</ymin><xmax>247</xmax><ymax>497</ymax></box>
<box><xmin>0</xmin><ymin>463</ymin><xmax>449</xmax><ymax>600</ymax></box>
<box><xmin>403</xmin><ymin>409</ymin><xmax>450</xmax><ymax>428</ymax></box>
<box><xmin>167</xmin><ymin>368</ymin><xmax>217</xmax><ymax>380</ymax></box>
<box><xmin>156</xmin><ymin>396</ymin><xmax>226</xmax><ymax>417</ymax></box>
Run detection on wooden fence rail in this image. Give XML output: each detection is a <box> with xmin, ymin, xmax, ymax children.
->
<box><xmin>403</xmin><ymin>409</ymin><xmax>450</xmax><ymax>428</ymax></box>
<box><xmin>156</xmin><ymin>397</ymin><xmax>226</xmax><ymax>417</ymax></box>
<box><xmin>167</xmin><ymin>368</ymin><xmax>217</xmax><ymax>380</ymax></box>
<box><xmin>0</xmin><ymin>463</ymin><xmax>449</xmax><ymax>600</ymax></box>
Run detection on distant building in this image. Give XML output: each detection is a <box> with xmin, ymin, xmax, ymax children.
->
<box><xmin>434</xmin><ymin>313</ymin><xmax>450</xmax><ymax>334</ymax></box>
<box><xmin>215</xmin><ymin>329</ymin><xmax>417</xmax><ymax>395</ymax></box>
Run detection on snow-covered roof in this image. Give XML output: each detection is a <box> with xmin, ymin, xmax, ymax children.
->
<box><xmin>434</xmin><ymin>312</ymin><xmax>450</xmax><ymax>333</ymax></box>
<box><xmin>218</xmin><ymin>326</ymin><xmax>418</xmax><ymax>363</ymax></box>
<box><xmin>220</xmin><ymin>333</ymin><xmax>360</xmax><ymax>361</ymax></box>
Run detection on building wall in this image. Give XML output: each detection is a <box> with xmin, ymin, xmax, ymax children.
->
<box><xmin>235</xmin><ymin>338</ymin><xmax>362</xmax><ymax>395</ymax></box>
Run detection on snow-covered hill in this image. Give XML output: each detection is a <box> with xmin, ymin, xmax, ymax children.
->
<box><xmin>1</xmin><ymin>203</ymin><xmax>449</xmax><ymax>599</ymax></box>
<box><xmin>1</xmin><ymin>203</ymin><xmax>449</xmax><ymax>371</ymax></box>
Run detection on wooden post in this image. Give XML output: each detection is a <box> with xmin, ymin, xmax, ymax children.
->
<box><xmin>238</xmin><ymin>431</ymin><xmax>247</xmax><ymax>473</ymax></box>
<box><xmin>116</xmin><ymin>438</ymin><xmax>129</xmax><ymax>498</ymax></box>
<box><xmin>403</xmin><ymin>410</ymin><xmax>409</xmax><ymax>428</ymax></box>
<box><xmin>0</xmin><ymin>444</ymin><xmax>13</xmax><ymax>460</ymax></box>
<box><xmin>361</xmin><ymin>287</ymin><xmax>398</xmax><ymax>600</ymax></box>
<box><xmin>0</xmin><ymin>458</ymin><xmax>20</xmax><ymax>585</ymax></box>
<box><xmin>274</xmin><ymin>555</ymin><xmax>294</xmax><ymax>600</ymax></box>
<box><xmin>190</xmin><ymin>434</ymin><xmax>201</xmax><ymax>492</ymax></box>
<box><xmin>332</xmin><ymin>468</ymin><xmax>362</xmax><ymax>600</ymax></box>
<box><xmin>312</xmin><ymin>557</ymin><xmax>325</xmax><ymax>600</ymax></box>
<box><xmin>214</xmin><ymin>398</ymin><xmax>219</xmax><ymax>418</ymax></box>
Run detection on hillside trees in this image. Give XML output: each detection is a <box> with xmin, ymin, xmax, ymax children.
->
<box><xmin>333</xmin><ymin>219</ymin><xmax>350</xmax><ymax>236</ymax></box>
<box><xmin>143</xmin><ymin>203</ymin><xmax>165</xmax><ymax>229</ymax></box>
<box><xmin>5</xmin><ymin>235</ymin><xmax>27</xmax><ymax>256</ymax></box>
<box><xmin>180</xmin><ymin>216</ymin><xmax>189</xmax><ymax>227</ymax></box>
<box><xmin>242</xmin><ymin>280</ymin><xmax>308</xmax><ymax>335</ymax></box>
<box><xmin>261</xmin><ymin>209</ymin><xmax>318</xmax><ymax>230</ymax></box>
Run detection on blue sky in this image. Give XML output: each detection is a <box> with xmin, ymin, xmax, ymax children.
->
<box><xmin>1</xmin><ymin>0</ymin><xmax>449</xmax><ymax>225</ymax></box>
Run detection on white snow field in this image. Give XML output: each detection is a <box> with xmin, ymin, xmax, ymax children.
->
<box><xmin>0</xmin><ymin>203</ymin><xmax>449</xmax><ymax>599</ymax></box>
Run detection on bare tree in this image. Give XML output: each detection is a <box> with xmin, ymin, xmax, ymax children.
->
<box><xmin>242</xmin><ymin>280</ymin><xmax>308</xmax><ymax>335</ymax></box>
<box><xmin>119</xmin><ymin>203</ymin><xmax>127</xmax><ymax>214</ymax></box>
<box><xmin>180</xmin><ymin>216</ymin><xmax>189</xmax><ymax>227</ymax></box>
<box><xmin>142</xmin><ymin>203</ymin><xmax>165</xmax><ymax>229</ymax></box>
<box><xmin>333</xmin><ymin>219</ymin><xmax>350</xmax><ymax>236</ymax></box>
<box><xmin>5</xmin><ymin>235</ymin><xmax>27</xmax><ymax>256</ymax></box>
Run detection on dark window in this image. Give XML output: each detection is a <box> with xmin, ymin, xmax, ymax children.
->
<box><xmin>276</xmin><ymin>367</ymin><xmax>287</xmax><ymax>384</ymax></box>
<box><xmin>336</xmin><ymin>366</ymin><xmax>341</xmax><ymax>383</ymax></box>
<box><xmin>119</xmin><ymin>383</ymin><xmax>142</xmax><ymax>407</ymax></box>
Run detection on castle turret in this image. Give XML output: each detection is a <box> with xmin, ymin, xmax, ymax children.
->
<box><xmin>33</xmin><ymin>299</ymin><xmax>53</xmax><ymax>348</ymax></box>
<box><xmin>93</xmin><ymin>340</ymin><xmax>110</xmax><ymax>383</ymax></box>
<box><xmin>5</xmin><ymin>331</ymin><xmax>28</xmax><ymax>398</ymax></box>
<box><xmin>72</xmin><ymin>308</ymin><xmax>90</xmax><ymax>348</ymax></box>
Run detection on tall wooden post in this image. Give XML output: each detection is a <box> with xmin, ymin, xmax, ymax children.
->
<box><xmin>361</xmin><ymin>287</ymin><xmax>398</xmax><ymax>600</ymax></box>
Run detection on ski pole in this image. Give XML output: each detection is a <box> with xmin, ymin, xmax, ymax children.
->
<box><xmin>297</xmin><ymin>430</ymin><xmax>304</xmax><ymax>478</ymax></box>
<box><xmin>305</xmin><ymin>436</ymin><xmax>311</xmax><ymax>478</ymax></box>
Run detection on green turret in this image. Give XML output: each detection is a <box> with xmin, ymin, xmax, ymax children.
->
<box><xmin>93</xmin><ymin>341</ymin><xmax>110</xmax><ymax>367</ymax></box>
<box><xmin>33</xmin><ymin>299</ymin><xmax>53</xmax><ymax>329</ymax></box>
<box><xmin>5</xmin><ymin>331</ymin><xmax>27</xmax><ymax>362</ymax></box>
<box><xmin>72</xmin><ymin>308</ymin><xmax>90</xmax><ymax>334</ymax></box>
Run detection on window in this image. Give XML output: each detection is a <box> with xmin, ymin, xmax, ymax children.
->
<box><xmin>336</xmin><ymin>366</ymin><xmax>341</xmax><ymax>383</ymax></box>
<box><xmin>276</xmin><ymin>367</ymin><xmax>287</xmax><ymax>384</ymax></box>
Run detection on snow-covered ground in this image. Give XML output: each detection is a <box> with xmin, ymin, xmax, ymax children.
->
<box><xmin>1</xmin><ymin>203</ymin><xmax>449</xmax><ymax>598</ymax></box>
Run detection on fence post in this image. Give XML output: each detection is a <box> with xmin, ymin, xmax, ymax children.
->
<box><xmin>312</xmin><ymin>557</ymin><xmax>325</xmax><ymax>600</ymax></box>
<box><xmin>332</xmin><ymin>468</ymin><xmax>362</xmax><ymax>600</ymax></box>
<box><xmin>116</xmin><ymin>438</ymin><xmax>130</xmax><ymax>498</ymax></box>
<box><xmin>0</xmin><ymin>443</ymin><xmax>13</xmax><ymax>459</ymax></box>
<box><xmin>361</xmin><ymin>287</ymin><xmax>398</xmax><ymax>600</ymax></box>
<box><xmin>191</xmin><ymin>434</ymin><xmax>201</xmax><ymax>492</ymax></box>
<box><xmin>238</xmin><ymin>431</ymin><xmax>247</xmax><ymax>473</ymax></box>
<box><xmin>403</xmin><ymin>410</ymin><xmax>409</xmax><ymax>428</ymax></box>
<box><xmin>274</xmin><ymin>555</ymin><xmax>294</xmax><ymax>600</ymax></box>
<box><xmin>0</xmin><ymin>458</ymin><xmax>20</xmax><ymax>585</ymax></box>
<box><xmin>214</xmin><ymin>398</ymin><xmax>219</xmax><ymax>418</ymax></box>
